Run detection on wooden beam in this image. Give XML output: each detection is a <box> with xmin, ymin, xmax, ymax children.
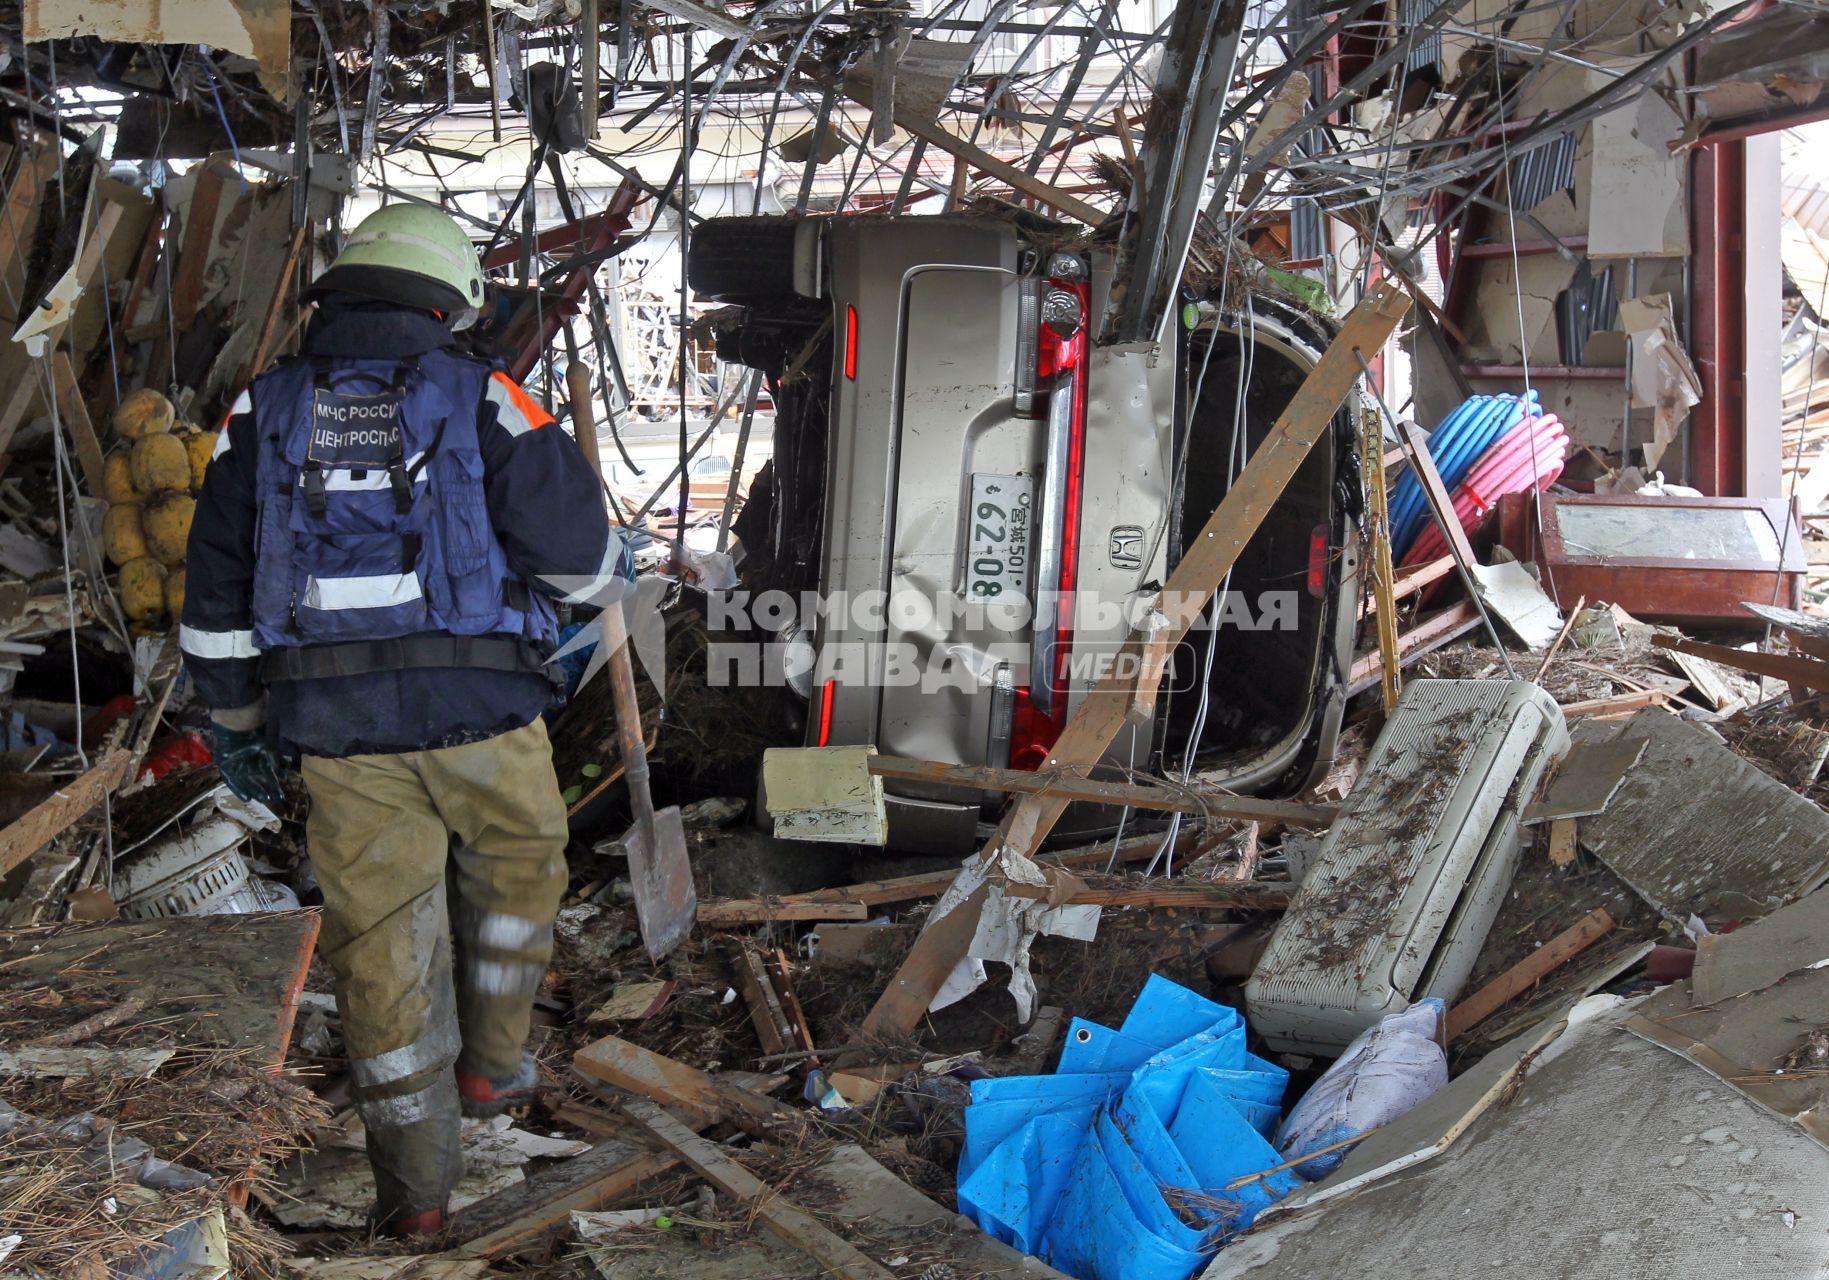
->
<box><xmin>0</xmin><ymin>153</ymin><xmax>49</xmax><ymax>273</ymax></box>
<box><xmin>0</xmin><ymin>749</ymin><xmax>131</xmax><ymax>880</ymax></box>
<box><xmin>861</xmin><ymin>283</ymin><xmax>1412</xmax><ymax>1037</ymax></box>
<box><xmin>732</xmin><ymin>943</ymin><xmax>795</xmax><ymax>1059</ymax></box>
<box><xmin>701</xmin><ymin>833</ymin><xmax>1174</xmax><ymax>922</ymax></box>
<box><xmin>450</xmin><ymin>1139</ymin><xmax>677</xmax><ymax>1259</ymax></box>
<box><xmin>1361</xmin><ymin>555</ymin><xmax>1455</xmax><ymax>616</ymax></box>
<box><xmin>1651</xmin><ymin>634</ymin><xmax>1829</xmax><ymax>693</ymax></box>
<box><xmin>170</xmin><ymin>162</ymin><xmax>228</xmax><ymax>330</ymax></box>
<box><xmin>1559</xmin><ymin>689</ymin><xmax>1668</xmax><ymax>719</ymax></box>
<box><xmin>1446</xmin><ymin>908</ymin><xmax>1614</xmax><ymax>1040</ymax></box>
<box><xmin>699</xmin><ymin>899</ymin><xmax>869</xmax><ymax>926</ymax></box>
<box><xmin>1007</xmin><ymin>878</ymin><xmax>1292</xmax><ymax>911</ymax></box>
<box><xmin>1349</xmin><ymin>600</ymin><xmax>1479</xmax><ymax>688</ymax></box>
<box><xmin>0</xmin><ymin>371</ymin><xmax>40</xmax><ymax>459</ymax></box>
<box><xmin>616</xmin><ymin>1097</ymin><xmax>898</xmax><ymax>1280</ymax></box>
<box><xmin>572</xmin><ymin>1034</ymin><xmax>793</xmax><ymax>1133</ymax></box>
<box><xmin>1365</xmin><ymin>413</ymin><xmax>1401</xmax><ymax>712</ymax></box>
<box><xmin>865</xmin><ymin>755</ymin><xmax>1340</xmax><ymax>826</ymax></box>
<box><xmin>1546</xmin><ymin>817</ymin><xmax>1579</xmax><ymax>867</ymax></box>
<box><xmin>50</xmin><ymin>350</ymin><xmax>106</xmax><ymax>495</ymax></box>
<box><xmin>241</xmin><ymin>223</ymin><xmax>308</xmax><ymax>387</ymax></box>
<box><xmin>1394</xmin><ymin>417</ymin><xmax>1480</xmax><ymax>576</ymax></box>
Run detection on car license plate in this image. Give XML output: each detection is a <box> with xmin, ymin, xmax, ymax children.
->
<box><xmin>965</xmin><ymin>473</ymin><xmax>1035</xmax><ymax>602</ymax></box>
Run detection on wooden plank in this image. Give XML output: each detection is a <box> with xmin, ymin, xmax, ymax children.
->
<box><xmin>868</xmin><ymin>879</ymin><xmax>992</xmax><ymax>1037</ymax></box>
<box><xmin>1395</xmin><ymin>417</ymin><xmax>1481</xmax><ymax>576</ymax></box>
<box><xmin>865</xmin><ymin>755</ymin><xmax>1340</xmax><ymax>825</ymax></box>
<box><xmin>0</xmin><ymin>748</ymin><xmax>131</xmax><ymax>879</ymax></box>
<box><xmin>572</xmin><ymin>1034</ymin><xmax>794</xmax><ymax>1132</ymax></box>
<box><xmin>1547</xmin><ymin>817</ymin><xmax>1579</xmax><ymax>867</ymax></box>
<box><xmin>169</xmin><ymin>161</ymin><xmax>228</xmax><ymax>330</ymax></box>
<box><xmin>766</xmin><ymin>947</ymin><xmax>816</xmax><ymax>1061</ymax></box>
<box><xmin>0</xmin><ymin>1046</ymin><xmax>174</xmax><ymax>1078</ymax></box>
<box><xmin>1559</xmin><ymin>689</ymin><xmax>1667</xmax><ymax>719</ymax></box>
<box><xmin>241</xmin><ymin>222</ymin><xmax>308</xmax><ymax>386</ymax></box>
<box><xmin>1362</xmin><ymin>552</ymin><xmax>1453</xmax><ymax>613</ymax></box>
<box><xmin>0</xmin><ymin>152</ymin><xmax>49</xmax><ymax>273</ymax></box>
<box><xmin>50</xmin><ymin>349</ymin><xmax>106</xmax><ymax>495</ymax></box>
<box><xmin>450</xmin><ymin>1138</ymin><xmax>677</xmax><ymax>1260</ymax></box>
<box><xmin>861</xmin><ymin>283</ymin><xmax>1411</xmax><ymax>1037</ymax></box>
<box><xmin>1446</xmin><ymin>908</ymin><xmax>1615</xmax><ymax>1040</ymax></box>
<box><xmin>732</xmin><ymin>943</ymin><xmax>795</xmax><ymax>1059</ymax></box>
<box><xmin>705</xmin><ymin>833</ymin><xmax>1173</xmax><ymax>921</ymax></box>
<box><xmin>699</xmin><ymin>900</ymin><xmax>870</xmax><ymax>926</ymax></box>
<box><xmin>0</xmin><ymin>372</ymin><xmax>41</xmax><ymax>459</ymax></box>
<box><xmin>1348</xmin><ymin>600</ymin><xmax>1479</xmax><ymax>688</ymax></box>
<box><xmin>1008</xmin><ymin>879</ymin><xmax>1292</xmax><ymax>911</ymax></box>
<box><xmin>1651</xmin><ymin>634</ymin><xmax>1829</xmax><ymax>693</ymax></box>
<box><xmin>114</xmin><ymin>204</ymin><xmax>165</xmax><ymax>344</ymax></box>
<box><xmin>616</xmin><ymin>1097</ymin><xmax>898</xmax><ymax>1280</ymax></box>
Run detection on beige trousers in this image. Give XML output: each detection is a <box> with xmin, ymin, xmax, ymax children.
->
<box><xmin>301</xmin><ymin>716</ymin><xmax>569</xmax><ymax>1218</ymax></box>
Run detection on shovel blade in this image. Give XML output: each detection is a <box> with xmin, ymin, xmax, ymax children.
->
<box><xmin>625</xmin><ymin>805</ymin><xmax>695</xmax><ymax>961</ymax></box>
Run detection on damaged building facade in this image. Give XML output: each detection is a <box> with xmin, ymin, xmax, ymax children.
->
<box><xmin>0</xmin><ymin>0</ymin><xmax>1827</xmax><ymax>1276</ymax></box>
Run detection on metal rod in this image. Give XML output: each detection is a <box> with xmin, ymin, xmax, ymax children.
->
<box><xmin>1353</xmin><ymin>349</ymin><xmax>1519</xmax><ymax>681</ymax></box>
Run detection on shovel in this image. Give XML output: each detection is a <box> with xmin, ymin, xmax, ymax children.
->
<box><xmin>599</xmin><ymin>578</ymin><xmax>696</xmax><ymax>960</ymax></box>
<box><xmin>566</xmin><ymin>364</ymin><xmax>694</xmax><ymax>959</ymax></box>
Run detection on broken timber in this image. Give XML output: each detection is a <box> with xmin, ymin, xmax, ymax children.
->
<box><xmin>862</xmin><ymin>283</ymin><xmax>1412</xmax><ymax>1037</ymax></box>
<box><xmin>450</xmin><ymin>1138</ymin><xmax>678</xmax><ymax>1260</ymax></box>
<box><xmin>0</xmin><ymin>748</ymin><xmax>132</xmax><ymax>880</ymax></box>
<box><xmin>573</xmin><ymin>1033</ymin><xmax>795</xmax><ymax>1132</ymax></box>
<box><xmin>617</xmin><ymin>1096</ymin><xmax>898</xmax><ymax>1280</ymax></box>
<box><xmin>1651</xmin><ymin>634</ymin><xmax>1829</xmax><ymax>694</ymax></box>
<box><xmin>865</xmin><ymin>755</ymin><xmax>1339</xmax><ymax>825</ymax></box>
<box><xmin>699</xmin><ymin>832</ymin><xmax>1245</xmax><ymax>925</ymax></box>
<box><xmin>1446</xmin><ymin>909</ymin><xmax>1615</xmax><ymax>1040</ymax></box>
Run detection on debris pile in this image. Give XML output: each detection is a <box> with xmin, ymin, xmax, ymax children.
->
<box><xmin>0</xmin><ymin>0</ymin><xmax>1826</xmax><ymax>1276</ymax></box>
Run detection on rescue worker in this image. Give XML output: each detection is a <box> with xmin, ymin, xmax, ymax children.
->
<box><xmin>179</xmin><ymin>204</ymin><xmax>629</xmax><ymax>1236</ymax></box>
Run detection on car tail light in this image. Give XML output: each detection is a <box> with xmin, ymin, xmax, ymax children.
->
<box><xmin>1045</xmin><ymin>274</ymin><xmax>1090</xmax><ymax>715</ymax></box>
<box><xmin>843</xmin><ymin>305</ymin><xmax>858</xmax><ymax>380</ymax></box>
<box><xmin>817</xmin><ymin>678</ymin><xmax>836</xmax><ymax>746</ymax></box>
<box><xmin>1307</xmin><ymin>523</ymin><xmax>1330</xmax><ymax>598</ymax></box>
<box><xmin>1008</xmin><ymin>686</ymin><xmax>1060</xmax><ymax>771</ymax></box>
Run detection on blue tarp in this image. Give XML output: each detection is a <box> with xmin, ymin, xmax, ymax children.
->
<box><xmin>957</xmin><ymin>974</ymin><xmax>1305</xmax><ymax>1280</ymax></box>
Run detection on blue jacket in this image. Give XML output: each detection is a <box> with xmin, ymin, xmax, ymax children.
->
<box><xmin>180</xmin><ymin>297</ymin><xmax>627</xmax><ymax>758</ymax></box>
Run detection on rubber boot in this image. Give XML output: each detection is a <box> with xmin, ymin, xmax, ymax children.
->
<box><xmin>457</xmin><ymin>1052</ymin><xmax>539</xmax><ymax>1119</ymax></box>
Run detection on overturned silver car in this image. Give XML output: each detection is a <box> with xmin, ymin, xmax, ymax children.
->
<box><xmin>693</xmin><ymin>214</ymin><xmax>1362</xmax><ymax>852</ymax></box>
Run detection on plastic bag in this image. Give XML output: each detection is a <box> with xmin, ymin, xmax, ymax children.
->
<box><xmin>1274</xmin><ymin>997</ymin><xmax>1447</xmax><ymax>1180</ymax></box>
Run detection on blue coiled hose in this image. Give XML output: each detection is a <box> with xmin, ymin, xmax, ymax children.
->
<box><xmin>1388</xmin><ymin>390</ymin><xmax>1537</xmax><ymax>558</ymax></box>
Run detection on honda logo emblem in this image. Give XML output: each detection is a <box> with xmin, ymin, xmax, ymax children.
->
<box><xmin>1108</xmin><ymin>525</ymin><xmax>1144</xmax><ymax>569</ymax></box>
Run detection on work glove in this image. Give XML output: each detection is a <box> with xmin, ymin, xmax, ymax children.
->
<box><xmin>211</xmin><ymin>722</ymin><xmax>287</xmax><ymax>806</ymax></box>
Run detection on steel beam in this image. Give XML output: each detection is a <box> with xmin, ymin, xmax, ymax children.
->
<box><xmin>1102</xmin><ymin>0</ymin><xmax>1247</xmax><ymax>346</ymax></box>
<box><xmin>1688</xmin><ymin>140</ymin><xmax>1746</xmax><ymax>497</ymax></box>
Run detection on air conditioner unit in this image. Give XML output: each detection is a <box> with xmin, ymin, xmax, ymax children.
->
<box><xmin>1246</xmin><ymin>679</ymin><xmax>1570</xmax><ymax>1054</ymax></box>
